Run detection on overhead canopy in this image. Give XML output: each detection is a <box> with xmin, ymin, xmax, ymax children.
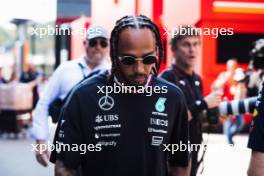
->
<box><xmin>0</xmin><ymin>0</ymin><xmax>56</xmax><ymax>23</ymax></box>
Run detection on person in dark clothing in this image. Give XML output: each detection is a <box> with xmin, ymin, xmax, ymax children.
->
<box><xmin>247</xmin><ymin>81</ymin><xmax>264</xmax><ymax>176</ymax></box>
<box><xmin>20</xmin><ymin>63</ymin><xmax>41</xmax><ymax>109</ymax></box>
<box><xmin>247</xmin><ymin>38</ymin><xmax>264</xmax><ymax>176</ymax></box>
<box><xmin>0</xmin><ymin>67</ymin><xmax>18</xmax><ymax>135</ymax></box>
<box><xmin>160</xmin><ymin>26</ymin><xmax>222</xmax><ymax>176</ymax></box>
<box><xmin>53</xmin><ymin>15</ymin><xmax>190</xmax><ymax>176</ymax></box>
<box><xmin>247</xmin><ymin>82</ymin><xmax>264</xmax><ymax>176</ymax></box>
<box><xmin>0</xmin><ymin>64</ymin><xmax>40</xmax><ymax>136</ymax></box>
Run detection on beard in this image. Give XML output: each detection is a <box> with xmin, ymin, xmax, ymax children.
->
<box><xmin>116</xmin><ymin>69</ymin><xmax>148</xmax><ymax>86</ymax></box>
<box><xmin>127</xmin><ymin>73</ymin><xmax>148</xmax><ymax>86</ymax></box>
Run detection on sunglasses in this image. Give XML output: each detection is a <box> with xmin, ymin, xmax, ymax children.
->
<box><xmin>88</xmin><ymin>38</ymin><xmax>108</xmax><ymax>48</ymax></box>
<box><xmin>118</xmin><ymin>54</ymin><xmax>157</xmax><ymax>65</ymax></box>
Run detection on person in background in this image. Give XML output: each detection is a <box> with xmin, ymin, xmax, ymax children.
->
<box><xmin>247</xmin><ymin>81</ymin><xmax>264</xmax><ymax>176</ymax></box>
<box><xmin>247</xmin><ymin>39</ymin><xmax>264</xmax><ymax>96</ymax></box>
<box><xmin>247</xmin><ymin>38</ymin><xmax>264</xmax><ymax>176</ymax></box>
<box><xmin>0</xmin><ymin>64</ymin><xmax>19</xmax><ymax>137</ymax></box>
<box><xmin>160</xmin><ymin>26</ymin><xmax>222</xmax><ymax>176</ymax></box>
<box><xmin>20</xmin><ymin>63</ymin><xmax>42</xmax><ymax>109</ymax></box>
<box><xmin>212</xmin><ymin>59</ymin><xmax>247</xmax><ymax>144</ymax></box>
<box><xmin>212</xmin><ymin>58</ymin><xmax>246</xmax><ymax>144</ymax></box>
<box><xmin>212</xmin><ymin>59</ymin><xmax>238</xmax><ymax>98</ymax></box>
<box><xmin>31</xmin><ymin>26</ymin><xmax>110</xmax><ymax>167</ymax></box>
<box><xmin>226</xmin><ymin>68</ymin><xmax>247</xmax><ymax>144</ymax></box>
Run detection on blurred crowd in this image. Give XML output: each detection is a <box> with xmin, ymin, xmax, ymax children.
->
<box><xmin>0</xmin><ymin>63</ymin><xmax>42</xmax><ymax>137</ymax></box>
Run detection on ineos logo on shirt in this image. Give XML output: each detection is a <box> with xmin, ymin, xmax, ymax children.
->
<box><xmin>150</xmin><ymin>118</ymin><xmax>168</xmax><ymax>127</ymax></box>
<box><xmin>98</xmin><ymin>95</ymin><xmax>115</xmax><ymax>111</ymax></box>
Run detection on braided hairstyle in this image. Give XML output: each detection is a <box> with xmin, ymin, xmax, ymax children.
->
<box><xmin>109</xmin><ymin>15</ymin><xmax>163</xmax><ymax>80</ymax></box>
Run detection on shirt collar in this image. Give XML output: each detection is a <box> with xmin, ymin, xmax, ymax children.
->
<box><xmin>78</xmin><ymin>55</ymin><xmax>109</xmax><ymax>73</ymax></box>
<box><xmin>173</xmin><ymin>64</ymin><xmax>195</xmax><ymax>79</ymax></box>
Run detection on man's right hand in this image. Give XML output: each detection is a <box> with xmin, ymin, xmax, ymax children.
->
<box><xmin>35</xmin><ymin>139</ymin><xmax>50</xmax><ymax>167</ymax></box>
<box><xmin>204</xmin><ymin>91</ymin><xmax>222</xmax><ymax>109</ymax></box>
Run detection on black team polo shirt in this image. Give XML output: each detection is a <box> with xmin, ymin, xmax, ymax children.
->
<box><xmin>54</xmin><ymin>72</ymin><xmax>189</xmax><ymax>176</ymax></box>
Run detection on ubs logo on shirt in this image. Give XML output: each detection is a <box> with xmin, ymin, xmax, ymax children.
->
<box><xmin>95</xmin><ymin>114</ymin><xmax>119</xmax><ymax>124</ymax></box>
<box><xmin>95</xmin><ymin>115</ymin><xmax>103</xmax><ymax>123</ymax></box>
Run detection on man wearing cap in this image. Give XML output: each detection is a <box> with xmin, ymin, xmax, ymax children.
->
<box><xmin>31</xmin><ymin>26</ymin><xmax>110</xmax><ymax>167</ymax></box>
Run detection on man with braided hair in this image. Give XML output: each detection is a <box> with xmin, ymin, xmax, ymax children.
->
<box><xmin>54</xmin><ymin>15</ymin><xmax>190</xmax><ymax>176</ymax></box>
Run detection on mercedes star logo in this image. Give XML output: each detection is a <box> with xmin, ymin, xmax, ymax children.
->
<box><xmin>98</xmin><ymin>95</ymin><xmax>115</xmax><ymax>111</ymax></box>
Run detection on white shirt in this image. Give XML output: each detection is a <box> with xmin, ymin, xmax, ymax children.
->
<box><xmin>30</xmin><ymin>56</ymin><xmax>109</xmax><ymax>140</ymax></box>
